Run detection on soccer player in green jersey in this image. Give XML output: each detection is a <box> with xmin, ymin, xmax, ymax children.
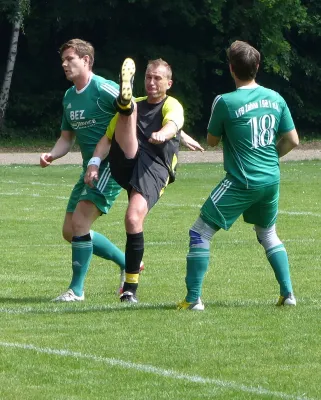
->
<box><xmin>40</xmin><ymin>39</ymin><xmax>130</xmax><ymax>301</ymax></box>
<box><xmin>40</xmin><ymin>40</ymin><xmax>202</xmax><ymax>302</ymax></box>
<box><xmin>177</xmin><ymin>40</ymin><xmax>299</xmax><ymax>310</ymax></box>
<box><xmin>85</xmin><ymin>58</ymin><xmax>196</xmax><ymax>303</ymax></box>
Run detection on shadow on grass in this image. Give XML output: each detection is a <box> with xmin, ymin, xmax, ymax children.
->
<box><xmin>0</xmin><ymin>300</ymin><xmax>176</xmax><ymax>315</ymax></box>
<box><xmin>0</xmin><ymin>297</ymin><xmax>286</xmax><ymax>315</ymax></box>
<box><xmin>0</xmin><ymin>297</ymin><xmax>50</xmax><ymax>304</ymax></box>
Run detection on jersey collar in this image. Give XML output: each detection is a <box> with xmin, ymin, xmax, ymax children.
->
<box><xmin>75</xmin><ymin>72</ymin><xmax>94</xmax><ymax>94</ymax></box>
<box><xmin>237</xmin><ymin>83</ymin><xmax>259</xmax><ymax>90</ymax></box>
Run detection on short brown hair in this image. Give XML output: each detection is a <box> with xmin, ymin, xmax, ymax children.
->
<box><xmin>227</xmin><ymin>40</ymin><xmax>260</xmax><ymax>80</ymax></box>
<box><xmin>146</xmin><ymin>58</ymin><xmax>172</xmax><ymax>79</ymax></box>
<box><xmin>60</xmin><ymin>38</ymin><xmax>95</xmax><ymax>69</ymax></box>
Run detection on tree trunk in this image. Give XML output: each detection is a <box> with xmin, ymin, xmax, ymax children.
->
<box><xmin>0</xmin><ymin>17</ymin><xmax>21</xmax><ymax>131</ymax></box>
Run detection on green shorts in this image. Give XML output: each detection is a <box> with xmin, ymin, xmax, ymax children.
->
<box><xmin>200</xmin><ymin>178</ymin><xmax>279</xmax><ymax>230</ymax></box>
<box><xmin>66</xmin><ymin>164</ymin><xmax>122</xmax><ymax>214</ymax></box>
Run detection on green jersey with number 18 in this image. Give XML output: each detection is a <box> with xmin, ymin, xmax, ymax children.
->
<box><xmin>207</xmin><ymin>85</ymin><xmax>295</xmax><ymax>188</ymax></box>
<box><xmin>61</xmin><ymin>73</ymin><xmax>119</xmax><ymax>169</ymax></box>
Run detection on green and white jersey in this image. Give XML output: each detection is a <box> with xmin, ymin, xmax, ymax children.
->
<box><xmin>61</xmin><ymin>73</ymin><xmax>119</xmax><ymax>168</ymax></box>
<box><xmin>208</xmin><ymin>85</ymin><xmax>295</xmax><ymax>188</ymax></box>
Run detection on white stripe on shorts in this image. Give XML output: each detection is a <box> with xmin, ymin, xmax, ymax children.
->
<box><xmin>211</xmin><ymin>179</ymin><xmax>232</xmax><ymax>204</ymax></box>
<box><xmin>97</xmin><ymin>167</ymin><xmax>111</xmax><ymax>192</ymax></box>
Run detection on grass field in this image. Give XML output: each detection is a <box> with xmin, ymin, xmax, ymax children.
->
<box><xmin>0</xmin><ymin>161</ymin><xmax>320</xmax><ymax>400</ymax></box>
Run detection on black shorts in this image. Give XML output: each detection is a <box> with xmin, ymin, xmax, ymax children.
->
<box><xmin>109</xmin><ymin>136</ymin><xmax>170</xmax><ymax>210</ymax></box>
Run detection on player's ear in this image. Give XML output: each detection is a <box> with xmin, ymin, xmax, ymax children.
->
<box><xmin>83</xmin><ymin>54</ymin><xmax>90</xmax><ymax>66</ymax></box>
<box><xmin>167</xmin><ymin>79</ymin><xmax>173</xmax><ymax>89</ymax></box>
<box><xmin>229</xmin><ymin>64</ymin><xmax>235</xmax><ymax>79</ymax></box>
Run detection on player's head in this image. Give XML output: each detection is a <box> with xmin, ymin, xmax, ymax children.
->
<box><xmin>60</xmin><ymin>39</ymin><xmax>94</xmax><ymax>69</ymax></box>
<box><xmin>146</xmin><ymin>59</ymin><xmax>172</xmax><ymax>80</ymax></box>
<box><xmin>60</xmin><ymin>39</ymin><xmax>94</xmax><ymax>81</ymax></box>
<box><xmin>227</xmin><ymin>40</ymin><xmax>260</xmax><ymax>81</ymax></box>
<box><xmin>145</xmin><ymin>59</ymin><xmax>173</xmax><ymax>102</ymax></box>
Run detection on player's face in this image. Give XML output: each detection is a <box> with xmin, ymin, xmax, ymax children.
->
<box><xmin>145</xmin><ymin>65</ymin><xmax>173</xmax><ymax>103</ymax></box>
<box><xmin>61</xmin><ymin>48</ymin><xmax>89</xmax><ymax>82</ymax></box>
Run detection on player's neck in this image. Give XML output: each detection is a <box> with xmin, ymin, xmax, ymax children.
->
<box><xmin>147</xmin><ymin>93</ymin><xmax>167</xmax><ymax>104</ymax></box>
<box><xmin>73</xmin><ymin>71</ymin><xmax>92</xmax><ymax>91</ymax></box>
<box><xmin>234</xmin><ymin>78</ymin><xmax>257</xmax><ymax>89</ymax></box>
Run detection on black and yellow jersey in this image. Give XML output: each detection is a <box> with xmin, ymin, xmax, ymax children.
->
<box><xmin>106</xmin><ymin>95</ymin><xmax>184</xmax><ymax>183</ymax></box>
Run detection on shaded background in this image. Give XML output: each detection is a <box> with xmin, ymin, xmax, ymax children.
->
<box><xmin>1</xmin><ymin>0</ymin><xmax>321</xmax><ymax>140</ymax></box>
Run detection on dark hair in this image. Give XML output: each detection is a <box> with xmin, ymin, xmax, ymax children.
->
<box><xmin>227</xmin><ymin>40</ymin><xmax>260</xmax><ymax>80</ymax></box>
<box><xmin>59</xmin><ymin>38</ymin><xmax>95</xmax><ymax>69</ymax></box>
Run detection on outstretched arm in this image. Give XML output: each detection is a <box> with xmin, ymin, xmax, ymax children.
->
<box><xmin>180</xmin><ymin>130</ymin><xmax>204</xmax><ymax>152</ymax></box>
<box><xmin>40</xmin><ymin>130</ymin><xmax>75</xmax><ymax>168</ymax></box>
<box><xmin>84</xmin><ymin>135</ymin><xmax>112</xmax><ymax>187</ymax></box>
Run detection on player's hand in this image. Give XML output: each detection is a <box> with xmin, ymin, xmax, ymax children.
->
<box><xmin>40</xmin><ymin>153</ymin><xmax>54</xmax><ymax>168</ymax></box>
<box><xmin>148</xmin><ymin>131</ymin><xmax>166</xmax><ymax>144</ymax></box>
<box><xmin>182</xmin><ymin>137</ymin><xmax>205</xmax><ymax>152</ymax></box>
<box><xmin>84</xmin><ymin>165</ymin><xmax>99</xmax><ymax>187</ymax></box>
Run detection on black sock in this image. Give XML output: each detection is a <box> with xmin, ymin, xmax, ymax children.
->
<box><xmin>123</xmin><ymin>231</ymin><xmax>144</xmax><ymax>294</ymax></box>
<box><xmin>113</xmin><ymin>98</ymin><xmax>134</xmax><ymax>115</ymax></box>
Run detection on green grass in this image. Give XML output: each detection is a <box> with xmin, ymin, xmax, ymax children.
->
<box><xmin>0</xmin><ymin>161</ymin><xmax>321</xmax><ymax>400</ymax></box>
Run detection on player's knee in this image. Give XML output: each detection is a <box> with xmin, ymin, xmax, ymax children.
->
<box><xmin>125</xmin><ymin>211</ymin><xmax>144</xmax><ymax>232</ymax></box>
<box><xmin>189</xmin><ymin>229</ymin><xmax>210</xmax><ymax>249</ymax></box>
<box><xmin>254</xmin><ymin>224</ymin><xmax>282</xmax><ymax>250</ymax></box>
<box><xmin>62</xmin><ymin>226</ymin><xmax>72</xmax><ymax>243</ymax></box>
<box><xmin>255</xmin><ymin>233</ymin><xmax>262</xmax><ymax>245</ymax></box>
<box><xmin>62</xmin><ymin>231</ymin><xmax>72</xmax><ymax>243</ymax></box>
<box><xmin>189</xmin><ymin>216</ymin><xmax>217</xmax><ymax>249</ymax></box>
<box><xmin>71</xmin><ymin>214</ymin><xmax>90</xmax><ymax>236</ymax></box>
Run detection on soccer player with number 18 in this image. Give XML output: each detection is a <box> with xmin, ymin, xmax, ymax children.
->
<box><xmin>178</xmin><ymin>40</ymin><xmax>299</xmax><ymax>311</ymax></box>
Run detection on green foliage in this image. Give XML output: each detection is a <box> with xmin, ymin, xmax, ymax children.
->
<box><xmin>6</xmin><ymin>90</ymin><xmax>62</xmax><ymax>130</ymax></box>
<box><xmin>0</xmin><ymin>0</ymin><xmax>30</xmax><ymax>23</ymax></box>
<box><xmin>1</xmin><ymin>0</ymin><xmax>321</xmax><ymax>138</ymax></box>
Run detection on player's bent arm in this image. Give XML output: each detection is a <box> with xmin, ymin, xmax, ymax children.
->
<box><xmin>93</xmin><ymin>134</ymin><xmax>111</xmax><ymax>161</ymax></box>
<box><xmin>180</xmin><ymin>131</ymin><xmax>204</xmax><ymax>152</ymax></box>
<box><xmin>149</xmin><ymin>96</ymin><xmax>184</xmax><ymax>144</ymax></box>
<box><xmin>276</xmin><ymin>129</ymin><xmax>299</xmax><ymax>158</ymax></box>
<box><xmin>50</xmin><ymin>130</ymin><xmax>75</xmax><ymax>160</ymax></box>
<box><xmin>149</xmin><ymin>121</ymin><xmax>178</xmax><ymax>144</ymax></box>
<box><xmin>207</xmin><ymin>132</ymin><xmax>221</xmax><ymax>147</ymax></box>
<box><xmin>40</xmin><ymin>130</ymin><xmax>75</xmax><ymax>168</ymax></box>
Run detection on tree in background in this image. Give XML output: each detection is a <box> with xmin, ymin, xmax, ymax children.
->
<box><xmin>1</xmin><ymin>0</ymin><xmax>321</xmax><ymax>139</ymax></box>
<box><xmin>0</xmin><ymin>0</ymin><xmax>30</xmax><ymax>131</ymax></box>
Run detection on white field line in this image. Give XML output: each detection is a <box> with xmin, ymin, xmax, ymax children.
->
<box><xmin>3</xmin><ymin>241</ymin><xmax>176</xmax><ymax>248</ymax></box>
<box><xmin>279</xmin><ymin>211</ymin><xmax>321</xmax><ymax>217</ymax></box>
<box><xmin>1</xmin><ymin>180</ymin><xmax>321</xmax><ymax>216</ymax></box>
<box><xmin>0</xmin><ymin>342</ymin><xmax>315</xmax><ymax>400</ymax></box>
<box><xmin>2</xmin><ymin>180</ymin><xmax>321</xmax><ymax>217</ymax></box>
<box><xmin>0</xmin><ymin>192</ymin><xmax>69</xmax><ymax>200</ymax></box>
<box><xmin>2</xmin><ymin>180</ymin><xmax>74</xmax><ymax>187</ymax></box>
<box><xmin>2</xmin><ymin>237</ymin><xmax>319</xmax><ymax>249</ymax></box>
<box><xmin>1</xmin><ymin>188</ymin><xmax>321</xmax><ymax>218</ymax></box>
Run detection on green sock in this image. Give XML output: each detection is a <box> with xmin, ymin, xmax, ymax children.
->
<box><xmin>185</xmin><ymin>247</ymin><xmax>210</xmax><ymax>303</ymax></box>
<box><xmin>266</xmin><ymin>244</ymin><xmax>293</xmax><ymax>296</ymax></box>
<box><xmin>91</xmin><ymin>230</ymin><xmax>125</xmax><ymax>271</ymax></box>
<box><xmin>69</xmin><ymin>238</ymin><xmax>93</xmax><ymax>296</ymax></box>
